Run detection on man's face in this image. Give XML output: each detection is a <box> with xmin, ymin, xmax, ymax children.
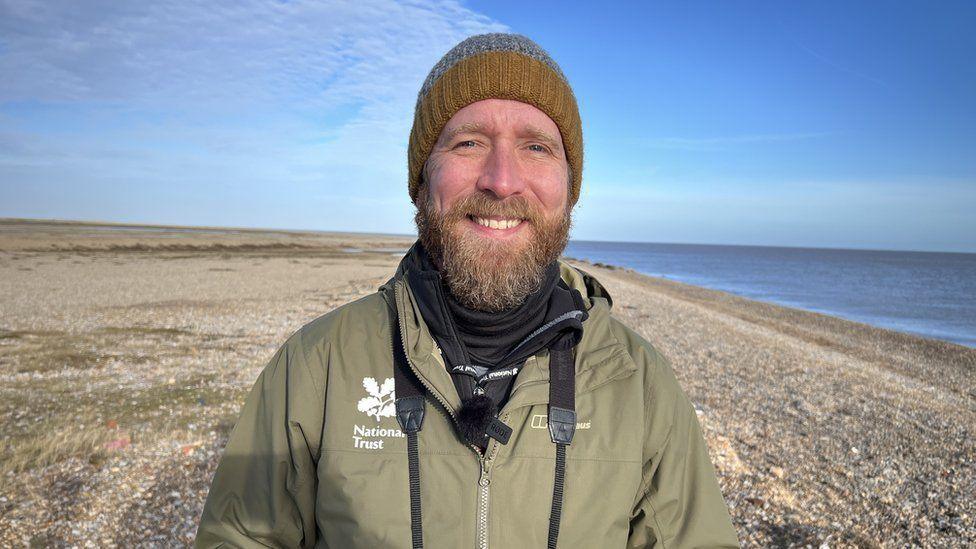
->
<box><xmin>414</xmin><ymin>98</ymin><xmax>573</xmax><ymax>312</ymax></box>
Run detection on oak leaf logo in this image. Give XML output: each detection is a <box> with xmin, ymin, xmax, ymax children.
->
<box><xmin>356</xmin><ymin>377</ymin><xmax>396</xmax><ymax>421</ymax></box>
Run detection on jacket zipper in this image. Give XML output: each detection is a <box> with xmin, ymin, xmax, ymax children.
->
<box><xmin>477</xmin><ymin>459</ymin><xmax>490</xmax><ymax>549</ymax></box>
<box><xmin>477</xmin><ymin>414</ymin><xmax>506</xmax><ymax>549</ymax></box>
<box><xmin>395</xmin><ymin>280</ymin><xmax>497</xmax><ymax>547</ymax></box>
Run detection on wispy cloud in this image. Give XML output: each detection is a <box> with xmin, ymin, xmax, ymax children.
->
<box><xmin>0</xmin><ymin>0</ymin><xmax>506</xmax><ymax>231</ymax></box>
<box><xmin>0</xmin><ymin>0</ymin><xmax>502</xmax><ymax>106</ymax></box>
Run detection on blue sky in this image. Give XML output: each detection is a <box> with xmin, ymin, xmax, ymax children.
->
<box><xmin>1</xmin><ymin>1</ymin><xmax>973</xmax><ymax>252</ymax></box>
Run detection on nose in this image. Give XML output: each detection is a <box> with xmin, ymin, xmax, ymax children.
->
<box><xmin>476</xmin><ymin>141</ymin><xmax>526</xmax><ymax>199</ymax></box>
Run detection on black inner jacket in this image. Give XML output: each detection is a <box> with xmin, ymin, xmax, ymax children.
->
<box><xmin>403</xmin><ymin>240</ymin><xmax>588</xmax><ymax>414</ymax></box>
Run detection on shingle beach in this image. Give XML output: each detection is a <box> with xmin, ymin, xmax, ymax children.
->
<box><xmin>1</xmin><ymin>219</ymin><xmax>972</xmax><ymax>547</ymax></box>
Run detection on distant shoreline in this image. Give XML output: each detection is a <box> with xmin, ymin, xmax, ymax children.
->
<box><xmin>2</xmin><ymin>216</ymin><xmax>973</xmax><ymax>350</ymax></box>
<box><xmin>563</xmin><ymin>253</ymin><xmax>976</xmax><ymax>350</ymax></box>
<box><xmin>4</xmin><ymin>217</ymin><xmax>972</xmax><ymax>255</ymax></box>
<box><xmin>0</xmin><ymin>216</ymin><xmax>416</xmax><ymax>240</ymax></box>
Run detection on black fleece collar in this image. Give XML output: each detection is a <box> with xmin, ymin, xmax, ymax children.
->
<box><xmin>402</xmin><ymin>240</ymin><xmax>588</xmax><ymax>408</ymax></box>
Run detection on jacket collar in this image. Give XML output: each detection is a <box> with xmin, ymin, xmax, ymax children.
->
<box><xmin>382</xmin><ymin>240</ymin><xmax>637</xmax><ymax>416</ymax></box>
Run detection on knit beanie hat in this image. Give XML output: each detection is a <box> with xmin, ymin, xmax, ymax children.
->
<box><xmin>407</xmin><ymin>33</ymin><xmax>583</xmax><ymax>207</ymax></box>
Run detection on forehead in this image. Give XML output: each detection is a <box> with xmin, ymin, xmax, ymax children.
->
<box><xmin>439</xmin><ymin>98</ymin><xmax>561</xmax><ymax>140</ymax></box>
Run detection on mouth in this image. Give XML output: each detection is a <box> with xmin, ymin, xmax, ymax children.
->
<box><xmin>465</xmin><ymin>214</ymin><xmax>527</xmax><ymax>238</ymax></box>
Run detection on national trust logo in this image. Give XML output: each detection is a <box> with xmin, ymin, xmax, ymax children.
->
<box><xmin>353</xmin><ymin>377</ymin><xmax>402</xmax><ymax>450</ymax></box>
<box><xmin>356</xmin><ymin>377</ymin><xmax>396</xmax><ymax>421</ymax></box>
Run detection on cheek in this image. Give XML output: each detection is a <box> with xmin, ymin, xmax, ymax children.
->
<box><xmin>522</xmin><ymin>161</ymin><xmax>569</xmax><ymax>209</ymax></box>
<box><xmin>533</xmin><ymin>180</ymin><xmax>569</xmax><ymax>215</ymax></box>
<box><xmin>430</xmin><ymin>160</ymin><xmax>480</xmax><ymax>209</ymax></box>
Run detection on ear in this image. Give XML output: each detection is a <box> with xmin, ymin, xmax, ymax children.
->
<box><xmin>414</xmin><ymin>177</ymin><xmax>429</xmax><ymax>207</ymax></box>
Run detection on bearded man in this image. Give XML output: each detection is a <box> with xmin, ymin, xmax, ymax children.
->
<box><xmin>196</xmin><ymin>33</ymin><xmax>739</xmax><ymax>548</ymax></box>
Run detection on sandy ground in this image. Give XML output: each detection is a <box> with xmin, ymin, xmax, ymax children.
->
<box><xmin>0</xmin><ymin>218</ymin><xmax>973</xmax><ymax>548</ymax></box>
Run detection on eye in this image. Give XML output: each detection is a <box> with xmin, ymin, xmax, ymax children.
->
<box><xmin>528</xmin><ymin>143</ymin><xmax>549</xmax><ymax>153</ymax></box>
<box><xmin>454</xmin><ymin>140</ymin><xmax>477</xmax><ymax>149</ymax></box>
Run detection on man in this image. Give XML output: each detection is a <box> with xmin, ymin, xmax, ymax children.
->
<box><xmin>196</xmin><ymin>33</ymin><xmax>739</xmax><ymax>548</ymax></box>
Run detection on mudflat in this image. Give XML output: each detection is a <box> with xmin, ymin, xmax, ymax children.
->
<box><xmin>1</xmin><ymin>218</ymin><xmax>973</xmax><ymax>547</ymax></box>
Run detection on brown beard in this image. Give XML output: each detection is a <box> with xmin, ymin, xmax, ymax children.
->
<box><xmin>414</xmin><ymin>182</ymin><xmax>573</xmax><ymax>313</ymax></box>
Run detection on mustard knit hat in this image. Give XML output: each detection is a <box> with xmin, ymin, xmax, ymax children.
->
<box><xmin>408</xmin><ymin>33</ymin><xmax>583</xmax><ymax>207</ymax></box>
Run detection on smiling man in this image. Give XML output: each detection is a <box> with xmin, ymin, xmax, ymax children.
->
<box><xmin>415</xmin><ymin>98</ymin><xmax>573</xmax><ymax>315</ymax></box>
<box><xmin>196</xmin><ymin>33</ymin><xmax>739</xmax><ymax>548</ymax></box>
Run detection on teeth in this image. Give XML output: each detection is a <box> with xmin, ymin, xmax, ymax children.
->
<box><xmin>473</xmin><ymin>216</ymin><xmax>522</xmax><ymax>230</ymax></box>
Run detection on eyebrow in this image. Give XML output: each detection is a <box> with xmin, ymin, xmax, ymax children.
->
<box><xmin>441</xmin><ymin>122</ymin><xmax>562</xmax><ymax>152</ymax></box>
<box><xmin>522</xmin><ymin>125</ymin><xmax>563</xmax><ymax>152</ymax></box>
<box><xmin>442</xmin><ymin>122</ymin><xmax>486</xmax><ymax>144</ymax></box>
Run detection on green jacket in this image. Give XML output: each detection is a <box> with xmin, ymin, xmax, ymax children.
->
<box><xmin>196</xmin><ymin>248</ymin><xmax>739</xmax><ymax>548</ymax></box>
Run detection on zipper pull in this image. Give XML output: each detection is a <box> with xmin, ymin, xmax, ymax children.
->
<box><xmin>479</xmin><ymin>463</ymin><xmax>490</xmax><ymax>487</ymax></box>
<box><xmin>485</xmin><ymin>416</ymin><xmax>512</xmax><ymax>445</ymax></box>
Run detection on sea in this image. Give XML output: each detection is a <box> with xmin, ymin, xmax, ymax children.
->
<box><xmin>564</xmin><ymin>240</ymin><xmax>976</xmax><ymax>348</ymax></box>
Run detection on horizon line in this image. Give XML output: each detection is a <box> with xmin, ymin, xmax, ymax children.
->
<box><xmin>2</xmin><ymin>216</ymin><xmax>972</xmax><ymax>256</ymax></box>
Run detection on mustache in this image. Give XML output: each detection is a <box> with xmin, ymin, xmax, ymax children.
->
<box><xmin>443</xmin><ymin>193</ymin><xmax>541</xmax><ymax>224</ymax></box>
